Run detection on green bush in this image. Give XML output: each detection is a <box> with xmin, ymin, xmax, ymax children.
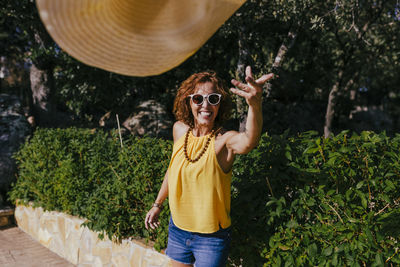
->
<box><xmin>231</xmin><ymin>130</ymin><xmax>400</xmax><ymax>266</ymax></box>
<box><xmin>9</xmin><ymin>127</ymin><xmax>171</xmax><ymax>249</ymax></box>
<box><xmin>9</xmin><ymin>128</ymin><xmax>400</xmax><ymax>265</ymax></box>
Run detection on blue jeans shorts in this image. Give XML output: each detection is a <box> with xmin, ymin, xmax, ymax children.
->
<box><xmin>166</xmin><ymin>218</ymin><xmax>231</xmax><ymax>267</ymax></box>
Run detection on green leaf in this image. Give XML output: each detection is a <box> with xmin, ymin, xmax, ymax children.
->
<box><xmin>356</xmin><ymin>181</ymin><xmax>364</xmax><ymax>189</ymax></box>
<box><xmin>308</xmin><ymin>243</ymin><xmax>318</xmax><ymax>257</ymax></box>
<box><xmin>361</xmin><ymin>196</ymin><xmax>367</xmax><ymax>209</ymax></box>
<box><xmin>384</xmin><ymin>180</ymin><xmax>395</xmax><ymax>190</ymax></box>
<box><xmin>332</xmin><ymin>253</ymin><xmax>338</xmax><ymax>265</ymax></box>
<box><xmin>278</xmin><ymin>244</ymin><xmax>290</xmax><ymax>251</ymax></box>
<box><xmin>345</xmin><ymin>189</ymin><xmax>353</xmax><ymax>201</ymax></box>
<box><xmin>287</xmin><ymin>220</ymin><xmax>298</xmax><ymax>229</ymax></box>
<box><xmin>326</xmin><ymin>189</ymin><xmax>336</xmax><ymax>196</ymax></box>
<box><xmin>322</xmin><ymin>246</ymin><xmax>333</xmax><ymax>256</ymax></box>
<box><xmin>303</xmin><ymin>147</ymin><xmax>319</xmax><ymax>154</ymax></box>
<box><xmin>285</xmin><ymin>151</ymin><xmax>292</xmax><ymax>161</ymax></box>
<box><xmin>374</xmin><ymin>253</ymin><xmax>384</xmax><ymax>266</ymax></box>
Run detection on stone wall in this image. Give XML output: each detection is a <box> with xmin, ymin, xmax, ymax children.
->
<box><xmin>15</xmin><ymin>204</ymin><xmax>172</xmax><ymax>267</ymax></box>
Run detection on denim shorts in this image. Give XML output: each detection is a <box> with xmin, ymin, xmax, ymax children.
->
<box><xmin>166</xmin><ymin>218</ymin><xmax>231</xmax><ymax>267</ymax></box>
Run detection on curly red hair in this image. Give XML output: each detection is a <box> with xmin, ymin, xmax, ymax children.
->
<box><xmin>173</xmin><ymin>71</ymin><xmax>232</xmax><ymax>127</ymax></box>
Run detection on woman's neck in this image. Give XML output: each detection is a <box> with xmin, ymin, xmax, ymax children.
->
<box><xmin>191</xmin><ymin>124</ymin><xmax>214</xmax><ymax>137</ymax></box>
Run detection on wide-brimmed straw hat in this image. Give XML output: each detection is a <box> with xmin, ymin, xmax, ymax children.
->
<box><xmin>36</xmin><ymin>0</ymin><xmax>246</xmax><ymax>77</ymax></box>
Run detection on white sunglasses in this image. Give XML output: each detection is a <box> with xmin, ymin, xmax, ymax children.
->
<box><xmin>188</xmin><ymin>93</ymin><xmax>222</xmax><ymax>106</ymax></box>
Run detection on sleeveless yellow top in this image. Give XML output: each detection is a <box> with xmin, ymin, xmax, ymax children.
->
<box><xmin>168</xmin><ymin>131</ymin><xmax>232</xmax><ymax>233</ymax></box>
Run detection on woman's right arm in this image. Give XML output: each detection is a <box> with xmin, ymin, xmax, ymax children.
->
<box><xmin>145</xmin><ymin>171</ymin><xmax>168</xmax><ymax>230</ymax></box>
<box><xmin>144</xmin><ymin>121</ymin><xmax>188</xmax><ymax>230</ymax></box>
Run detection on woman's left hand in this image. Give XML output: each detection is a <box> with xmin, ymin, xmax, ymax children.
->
<box><xmin>230</xmin><ymin>66</ymin><xmax>274</xmax><ymax>107</ymax></box>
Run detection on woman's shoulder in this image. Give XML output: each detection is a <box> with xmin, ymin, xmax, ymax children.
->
<box><xmin>173</xmin><ymin>121</ymin><xmax>189</xmax><ymax>143</ymax></box>
<box><xmin>215</xmin><ymin>128</ymin><xmax>239</xmax><ymax>143</ymax></box>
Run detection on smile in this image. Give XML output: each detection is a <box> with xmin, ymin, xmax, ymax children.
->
<box><xmin>199</xmin><ymin>111</ymin><xmax>212</xmax><ymax>116</ymax></box>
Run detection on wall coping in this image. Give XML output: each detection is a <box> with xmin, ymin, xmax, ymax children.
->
<box><xmin>14</xmin><ymin>203</ymin><xmax>171</xmax><ymax>267</ymax></box>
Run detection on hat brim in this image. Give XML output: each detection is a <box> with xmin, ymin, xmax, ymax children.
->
<box><xmin>36</xmin><ymin>0</ymin><xmax>246</xmax><ymax>77</ymax></box>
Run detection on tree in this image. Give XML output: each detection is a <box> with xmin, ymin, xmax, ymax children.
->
<box><xmin>2</xmin><ymin>0</ymin><xmax>400</xmax><ymax>135</ymax></box>
<box><xmin>320</xmin><ymin>0</ymin><xmax>399</xmax><ymax>137</ymax></box>
<box><xmin>2</xmin><ymin>0</ymin><xmax>59</xmax><ymax>125</ymax></box>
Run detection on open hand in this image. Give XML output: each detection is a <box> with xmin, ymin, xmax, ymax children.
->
<box><xmin>145</xmin><ymin>207</ymin><xmax>161</xmax><ymax>230</ymax></box>
<box><xmin>230</xmin><ymin>66</ymin><xmax>274</xmax><ymax>106</ymax></box>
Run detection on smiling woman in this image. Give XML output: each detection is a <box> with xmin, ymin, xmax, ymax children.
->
<box><xmin>144</xmin><ymin>67</ymin><xmax>274</xmax><ymax>267</ymax></box>
<box><xmin>173</xmin><ymin>72</ymin><xmax>232</xmax><ymax>129</ymax></box>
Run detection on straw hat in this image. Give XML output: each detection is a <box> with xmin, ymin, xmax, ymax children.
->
<box><xmin>36</xmin><ymin>0</ymin><xmax>246</xmax><ymax>77</ymax></box>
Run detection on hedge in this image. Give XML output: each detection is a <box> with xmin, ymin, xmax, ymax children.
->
<box><xmin>9</xmin><ymin>128</ymin><xmax>400</xmax><ymax>266</ymax></box>
<box><xmin>9</xmin><ymin>128</ymin><xmax>171</xmax><ymax>250</ymax></box>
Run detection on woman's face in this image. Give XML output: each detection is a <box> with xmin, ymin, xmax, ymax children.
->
<box><xmin>190</xmin><ymin>82</ymin><xmax>220</xmax><ymax>128</ymax></box>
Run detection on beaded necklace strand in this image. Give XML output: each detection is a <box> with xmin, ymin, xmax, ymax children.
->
<box><xmin>183</xmin><ymin>127</ymin><xmax>215</xmax><ymax>163</ymax></box>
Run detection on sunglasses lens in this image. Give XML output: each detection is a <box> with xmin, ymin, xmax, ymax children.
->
<box><xmin>208</xmin><ymin>94</ymin><xmax>221</xmax><ymax>105</ymax></box>
<box><xmin>192</xmin><ymin>94</ymin><xmax>204</xmax><ymax>105</ymax></box>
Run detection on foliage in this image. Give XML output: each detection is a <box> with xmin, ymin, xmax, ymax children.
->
<box><xmin>9</xmin><ymin>128</ymin><xmax>172</xmax><ymax>249</ymax></box>
<box><xmin>2</xmin><ymin>0</ymin><xmax>400</xmax><ymax>134</ymax></box>
<box><xmin>231</xmin><ymin>130</ymin><xmax>400</xmax><ymax>266</ymax></box>
<box><xmin>9</xmin><ymin>128</ymin><xmax>400</xmax><ymax>265</ymax></box>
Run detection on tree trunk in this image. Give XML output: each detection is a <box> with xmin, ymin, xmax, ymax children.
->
<box><xmin>235</xmin><ymin>25</ymin><xmax>300</xmax><ymax>131</ymax></box>
<box><xmin>324</xmin><ymin>70</ymin><xmax>343</xmax><ymax>138</ymax></box>
<box><xmin>29</xmin><ymin>26</ymin><xmax>58</xmax><ymax>126</ymax></box>
<box><xmin>325</xmin><ymin>3</ymin><xmax>384</xmax><ymax>137</ymax></box>
<box><xmin>265</xmin><ymin>29</ymin><xmax>298</xmax><ymax>98</ymax></box>
<box><xmin>344</xmin><ymin>72</ymin><xmax>359</xmax><ymax>102</ymax></box>
<box><xmin>273</xmin><ymin>31</ymin><xmax>298</xmax><ymax>69</ymax></box>
<box><xmin>30</xmin><ymin>63</ymin><xmax>55</xmax><ymax>126</ymax></box>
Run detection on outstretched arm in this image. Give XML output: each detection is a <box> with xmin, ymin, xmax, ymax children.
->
<box><xmin>227</xmin><ymin>66</ymin><xmax>274</xmax><ymax>154</ymax></box>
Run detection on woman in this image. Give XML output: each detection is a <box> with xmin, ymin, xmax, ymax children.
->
<box><xmin>145</xmin><ymin>66</ymin><xmax>273</xmax><ymax>267</ymax></box>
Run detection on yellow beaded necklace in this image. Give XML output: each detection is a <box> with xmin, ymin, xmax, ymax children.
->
<box><xmin>183</xmin><ymin>127</ymin><xmax>215</xmax><ymax>163</ymax></box>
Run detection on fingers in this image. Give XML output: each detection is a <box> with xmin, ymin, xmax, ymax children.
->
<box><xmin>230</xmin><ymin>76</ymin><xmax>255</xmax><ymax>100</ymax></box>
<box><xmin>231</xmin><ymin>78</ymin><xmax>247</xmax><ymax>90</ymax></box>
<box><xmin>230</xmin><ymin>66</ymin><xmax>274</xmax><ymax>99</ymax></box>
<box><xmin>245</xmin><ymin>75</ymin><xmax>258</xmax><ymax>88</ymax></box>
<box><xmin>144</xmin><ymin>209</ymin><xmax>160</xmax><ymax>230</ymax></box>
<box><xmin>245</xmin><ymin>65</ymin><xmax>275</xmax><ymax>86</ymax></box>
<box><xmin>255</xmin><ymin>73</ymin><xmax>274</xmax><ymax>85</ymax></box>
<box><xmin>245</xmin><ymin>66</ymin><xmax>260</xmax><ymax>88</ymax></box>
<box><xmin>145</xmin><ymin>215</ymin><xmax>159</xmax><ymax>230</ymax></box>
<box><xmin>245</xmin><ymin>65</ymin><xmax>253</xmax><ymax>79</ymax></box>
<box><xmin>230</xmin><ymin>87</ymin><xmax>249</xmax><ymax>98</ymax></box>
<box><xmin>149</xmin><ymin>220</ymin><xmax>160</xmax><ymax>230</ymax></box>
<box><xmin>145</xmin><ymin>213</ymin><xmax>150</xmax><ymax>229</ymax></box>
<box><xmin>232</xmin><ymin>67</ymin><xmax>273</xmax><ymax>90</ymax></box>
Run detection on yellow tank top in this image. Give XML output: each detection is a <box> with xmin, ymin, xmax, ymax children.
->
<box><xmin>168</xmin><ymin>131</ymin><xmax>232</xmax><ymax>233</ymax></box>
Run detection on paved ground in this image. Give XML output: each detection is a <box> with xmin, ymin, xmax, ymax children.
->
<box><xmin>0</xmin><ymin>226</ymin><xmax>75</xmax><ymax>267</ymax></box>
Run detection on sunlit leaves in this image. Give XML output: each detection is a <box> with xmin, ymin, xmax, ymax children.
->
<box><xmin>231</xmin><ymin>130</ymin><xmax>400</xmax><ymax>266</ymax></box>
